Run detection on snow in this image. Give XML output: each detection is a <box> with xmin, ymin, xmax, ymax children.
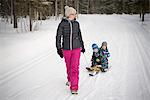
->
<box><xmin>0</xmin><ymin>14</ymin><xmax>150</xmax><ymax>100</ymax></box>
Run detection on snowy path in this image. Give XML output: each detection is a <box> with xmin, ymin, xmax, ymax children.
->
<box><xmin>0</xmin><ymin>15</ymin><xmax>150</xmax><ymax>100</ymax></box>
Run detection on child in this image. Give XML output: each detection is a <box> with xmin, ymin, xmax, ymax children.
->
<box><xmin>91</xmin><ymin>43</ymin><xmax>101</xmax><ymax>67</ymax></box>
<box><xmin>100</xmin><ymin>41</ymin><xmax>110</xmax><ymax>72</ymax></box>
<box><xmin>86</xmin><ymin>43</ymin><xmax>102</xmax><ymax>73</ymax></box>
<box><xmin>86</xmin><ymin>42</ymin><xmax>110</xmax><ymax>74</ymax></box>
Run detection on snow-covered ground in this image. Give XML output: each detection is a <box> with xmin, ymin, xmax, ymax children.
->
<box><xmin>0</xmin><ymin>14</ymin><xmax>150</xmax><ymax>100</ymax></box>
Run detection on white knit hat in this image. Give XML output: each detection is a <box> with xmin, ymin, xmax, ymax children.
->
<box><xmin>65</xmin><ymin>6</ymin><xmax>77</xmax><ymax>17</ymax></box>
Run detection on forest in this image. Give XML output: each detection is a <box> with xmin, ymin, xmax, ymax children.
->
<box><xmin>0</xmin><ymin>0</ymin><xmax>150</xmax><ymax>31</ymax></box>
<box><xmin>0</xmin><ymin>1</ymin><xmax>150</xmax><ymax>99</ymax></box>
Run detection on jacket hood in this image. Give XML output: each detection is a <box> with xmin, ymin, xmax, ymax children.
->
<box><xmin>61</xmin><ymin>17</ymin><xmax>76</xmax><ymax>22</ymax></box>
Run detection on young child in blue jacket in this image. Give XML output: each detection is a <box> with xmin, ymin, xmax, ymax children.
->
<box><xmin>86</xmin><ymin>42</ymin><xmax>110</xmax><ymax>73</ymax></box>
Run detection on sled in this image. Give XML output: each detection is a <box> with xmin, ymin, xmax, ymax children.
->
<box><xmin>88</xmin><ymin>65</ymin><xmax>112</xmax><ymax>76</ymax></box>
<box><xmin>86</xmin><ymin>65</ymin><xmax>101</xmax><ymax>72</ymax></box>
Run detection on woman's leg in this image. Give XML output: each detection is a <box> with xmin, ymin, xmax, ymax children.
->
<box><xmin>63</xmin><ymin>50</ymin><xmax>71</xmax><ymax>82</ymax></box>
<box><xmin>70</xmin><ymin>48</ymin><xmax>81</xmax><ymax>91</ymax></box>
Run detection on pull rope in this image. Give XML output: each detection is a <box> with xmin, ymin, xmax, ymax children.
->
<box><xmin>83</xmin><ymin>53</ymin><xmax>89</xmax><ymax>67</ymax></box>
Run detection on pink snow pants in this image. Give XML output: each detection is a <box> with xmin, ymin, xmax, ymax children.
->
<box><xmin>63</xmin><ymin>48</ymin><xmax>81</xmax><ymax>91</ymax></box>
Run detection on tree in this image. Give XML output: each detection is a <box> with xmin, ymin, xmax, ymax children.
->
<box><xmin>61</xmin><ymin>0</ymin><xmax>64</xmax><ymax>16</ymax></box>
<box><xmin>55</xmin><ymin>0</ymin><xmax>58</xmax><ymax>20</ymax></box>
<box><xmin>139</xmin><ymin>0</ymin><xmax>146</xmax><ymax>22</ymax></box>
<box><xmin>0</xmin><ymin>0</ymin><xmax>150</xmax><ymax>31</ymax></box>
<box><xmin>13</xmin><ymin>0</ymin><xmax>17</xmax><ymax>28</ymax></box>
<box><xmin>28</xmin><ymin>0</ymin><xmax>32</xmax><ymax>31</ymax></box>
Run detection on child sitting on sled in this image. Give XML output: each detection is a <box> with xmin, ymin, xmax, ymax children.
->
<box><xmin>100</xmin><ymin>41</ymin><xmax>110</xmax><ymax>72</ymax></box>
<box><xmin>86</xmin><ymin>42</ymin><xmax>110</xmax><ymax>73</ymax></box>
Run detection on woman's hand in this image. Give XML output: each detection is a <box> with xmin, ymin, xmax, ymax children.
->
<box><xmin>81</xmin><ymin>48</ymin><xmax>85</xmax><ymax>53</ymax></box>
<box><xmin>57</xmin><ymin>49</ymin><xmax>63</xmax><ymax>58</ymax></box>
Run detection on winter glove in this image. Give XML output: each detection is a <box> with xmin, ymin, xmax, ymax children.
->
<box><xmin>96</xmin><ymin>58</ymin><xmax>100</xmax><ymax>62</ymax></box>
<box><xmin>81</xmin><ymin>48</ymin><xmax>85</xmax><ymax>53</ymax></box>
<box><xmin>57</xmin><ymin>49</ymin><xmax>63</xmax><ymax>58</ymax></box>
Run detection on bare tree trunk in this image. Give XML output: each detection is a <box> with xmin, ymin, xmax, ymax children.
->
<box><xmin>149</xmin><ymin>0</ymin><xmax>150</xmax><ymax>12</ymax></box>
<box><xmin>141</xmin><ymin>0</ymin><xmax>145</xmax><ymax>22</ymax></box>
<box><xmin>11</xmin><ymin>0</ymin><xmax>13</xmax><ymax>24</ymax></box>
<box><xmin>65</xmin><ymin>0</ymin><xmax>68</xmax><ymax>6</ymax></box>
<box><xmin>87</xmin><ymin>0</ymin><xmax>89</xmax><ymax>14</ymax></box>
<box><xmin>29</xmin><ymin>1</ymin><xmax>32</xmax><ymax>31</ymax></box>
<box><xmin>76</xmin><ymin>0</ymin><xmax>79</xmax><ymax>14</ymax></box>
<box><xmin>13</xmin><ymin>0</ymin><xmax>17</xmax><ymax>28</ymax></box>
<box><xmin>142</xmin><ymin>13</ymin><xmax>144</xmax><ymax>22</ymax></box>
<box><xmin>55</xmin><ymin>0</ymin><xmax>58</xmax><ymax>20</ymax></box>
<box><xmin>61</xmin><ymin>0</ymin><xmax>64</xmax><ymax>16</ymax></box>
<box><xmin>74</xmin><ymin>0</ymin><xmax>79</xmax><ymax>18</ymax></box>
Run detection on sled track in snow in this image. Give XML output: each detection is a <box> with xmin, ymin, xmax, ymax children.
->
<box><xmin>133</xmin><ymin>30</ymin><xmax>150</xmax><ymax>94</ymax></box>
<box><xmin>0</xmin><ymin>49</ymin><xmax>56</xmax><ymax>85</ymax></box>
<box><xmin>8</xmin><ymin>75</ymin><xmax>55</xmax><ymax>98</ymax></box>
<box><xmin>119</xmin><ymin>16</ymin><xmax>150</xmax><ymax>98</ymax></box>
<box><xmin>120</xmin><ymin>15</ymin><xmax>150</xmax><ymax>79</ymax></box>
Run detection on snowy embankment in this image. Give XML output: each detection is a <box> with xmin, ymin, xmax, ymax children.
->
<box><xmin>0</xmin><ymin>14</ymin><xmax>150</xmax><ymax>100</ymax></box>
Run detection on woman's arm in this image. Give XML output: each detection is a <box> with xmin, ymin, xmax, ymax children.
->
<box><xmin>78</xmin><ymin>23</ymin><xmax>85</xmax><ymax>51</ymax></box>
<box><xmin>56</xmin><ymin>22</ymin><xmax>63</xmax><ymax>50</ymax></box>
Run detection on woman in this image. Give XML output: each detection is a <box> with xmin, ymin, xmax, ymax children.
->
<box><xmin>56</xmin><ymin>6</ymin><xmax>85</xmax><ymax>94</ymax></box>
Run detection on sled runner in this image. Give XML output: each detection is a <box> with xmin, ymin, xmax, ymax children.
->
<box><xmin>86</xmin><ymin>65</ymin><xmax>101</xmax><ymax>72</ymax></box>
<box><xmin>87</xmin><ymin>65</ymin><xmax>112</xmax><ymax>76</ymax></box>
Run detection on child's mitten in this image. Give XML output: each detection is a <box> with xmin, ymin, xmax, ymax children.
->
<box><xmin>96</xmin><ymin>58</ymin><xmax>100</xmax><ymax>62</ymax></box>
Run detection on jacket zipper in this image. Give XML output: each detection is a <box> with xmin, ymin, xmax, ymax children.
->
<box><xmin>68</xmin><ymin>20</ymin><xmax>73</xmax><ymax>50</ymax></box>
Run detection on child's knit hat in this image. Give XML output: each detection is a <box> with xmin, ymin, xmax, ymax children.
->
<box><xmin>92</xmin><ymin>43</ymin><xmax>99</xmax><ymax>50</ymax></box>
<box><xmin>102</xmin><ymin>41</ymin><xmax>107</xmax><ymax>46</ymax></box>
<box><xmin>65</xmin><ymin>6</ymin><xmax>77</xmax><ymax>17</ymax></box>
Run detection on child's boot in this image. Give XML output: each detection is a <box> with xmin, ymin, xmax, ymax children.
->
<box><xmin>101</xmin><ymin>68</ymin><xmax>106</xmax><ymax>72</ymax></box>
<box><xmin>104</xmin><ymin>68</ymin><xmax>108</xmax><ymax>72</ymax></box>
<box><xmin>86</xmin><ymin>67</ymin><xmax>93</xmax><ymax>71</ymax></box>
